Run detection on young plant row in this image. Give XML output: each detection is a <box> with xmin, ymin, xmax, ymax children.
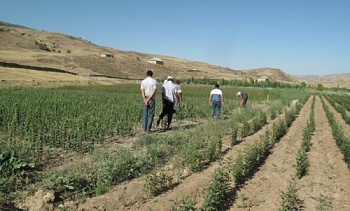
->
<box><xmin>231</xmin><ymin>109</ymin><xmax>267</xmax><ymax>145</ymax></box>
<box><xmin>281</xmin><ymin>95</ymin><xmax>322</xmax><ymax>210</ymax></box>
<box><xmin>280</xmin><ymin>96</ymin><xmax>316</xmax><ymax>211</ymax></box>
<box><xmin>324</xmin><ymin>95</ymin><xmax>350</xmax><ymax>125</ymax></box>
<box><xmin>183</xmin><ymin>99</ymin><xmax>304</xmax><ymax>210</ymax></box>
<box><xmin>231</xmin><ymin>104</ymin><xmax>301</xmax><ymax>187</ymax></box>
<box><xmin>296</xmin><ymin>95</ymin><xmax>316</xmax><ymax>179</ymax></box>
<box><xmin>325</xmin><ymin>92</ymin><xmax>350</xmax><ymax>113</ymax></box>
<box><xmin>0</xmin><ymin>87</ymin><xmax>140</xmax><ymax>157</ymax></box>
<box><xmin>320</xmin><ymin>96</ymin><xmax>350</xmax><ymax>168</ymax></box>
<box><xmin>0</xmin><ymin>86</ymin><xmax>309</xmax><ymax>207</ymax></box>
<box><xmin>19</xmin><ymin>108</ymin><xmax>266</xmax><ymax>206</ymax></box>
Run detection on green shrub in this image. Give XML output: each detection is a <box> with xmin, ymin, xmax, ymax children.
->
<box><xmin>279</xmin><ymin>177</ymin><xmax>301</xmax><ymax>211</ymax></box>
<box><xmin>296</xmin><ymin>149</ymin><xmax>309</xmax><ymax>179</ymax></box>
<box><xmin>171</xmin><ymin>195</ymin><xmax>196</xmax><ymax>211</ymax></box>
<box><xmin>202</xmin><ymin>168</ymin><xmax>230</xmax><ymax>210</ymax></box>
<box><xmin>144</xmin><ymin>172</ymin><xmax>173</xmax><ymax>196</ymax></box>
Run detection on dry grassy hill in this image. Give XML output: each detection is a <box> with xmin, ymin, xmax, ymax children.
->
<box><xmin>243</xmin><ymin>67</ymin><xmax>298</xmax><ymax>83</ymax></box>
<box><xmin>1</xmin><ymin>21</ymin><xmax>298</xmax><ymax>86</ymax></box>
<box><xmin>305</xmin><ymin>74</ymin><xmax>350</xmax><ymax>89</ymax></box>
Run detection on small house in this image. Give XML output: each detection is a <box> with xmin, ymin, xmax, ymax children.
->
<box><xmin>100</xmin><ymin>53</ymin><xmax>114</xmax><ymax>58</ymax></box>
<box><xmin>257</xmin><ymin>76</ymin><xmax>269</xmax><ymax>82</ymax></box>
<box><xmin>148</xmin><ymin>57</ymin><xmax>164</xmax><ymax>65</ymax></box>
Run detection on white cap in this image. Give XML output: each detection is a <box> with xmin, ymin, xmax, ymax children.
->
<box><xmin>236</xmin><ymin>91</ymin><xmax>241</xmax><ymax>96</ymax></box>
<box><xmin>167</xmin><ymin>76</ymin><xmax>173</xmax><ymax>80</ymax></box>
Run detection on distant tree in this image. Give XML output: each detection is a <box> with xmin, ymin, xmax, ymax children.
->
<box><xmin>300</xmin><ymin>82</ymin><xmax>307</xmax><ymax>88</ymax></box>
<box><xmin>317</xmin><ymin>84</ymin><xmax>325</xmax><ymax>91</ymax></box>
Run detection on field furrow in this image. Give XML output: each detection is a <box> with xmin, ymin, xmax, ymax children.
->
<box><xmin>78</xmin><ymin>106</ymin><xmax>289</xmax><ymax>210</ymax></box>
<box><xmin>297</xmin><ymin>96</ymin><xmax>350</xmax><ymax>210</ymax></box>
<box><xmin>228</xmin><ymin>95</ymin><xmax>312</xmax><ymax>210</ymax></box>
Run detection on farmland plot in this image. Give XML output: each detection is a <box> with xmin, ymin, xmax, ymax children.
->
<box><xmin>78</xmin><ymin>94</ymin><xmax>350</xmax><ymax>211</ymax></box>
<box><xmin>3</xmin><ymin>85</ymin><xmax>350</xmax><ymax>211</ymax></box>
<box><xmin>294</xmin><ymin>96</ymin><xmax>350</xmax><ymax>210</ymax></box>
<box><xmin>77</xmin><ymin>92</ymin><xmax>297</xmax><ymax>211</ymax></box>
<box><xmin>227</xmin><ymin>95</ymin><xmax>313</xmax><ymax>210</ymax></box>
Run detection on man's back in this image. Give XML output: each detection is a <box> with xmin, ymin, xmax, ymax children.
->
<box><xmin>141</xmin><ymin>77</ymin><xmax>157</xmax><ymax>98</ymax></box>
<box><xmin>162</xmin><ymin>81</ymin><xmax>177</xmax><ymax>103</ymax></box>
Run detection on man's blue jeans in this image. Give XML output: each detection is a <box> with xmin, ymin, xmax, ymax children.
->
<box><xmin>211</xmin><ymin>101</ymin><xmax>221</xmax><ymax>120</ymax></box>
<box><xmin>143</xmin><ymin>98</ymin><xmax>155</xmax><ymax>132</ymax></box>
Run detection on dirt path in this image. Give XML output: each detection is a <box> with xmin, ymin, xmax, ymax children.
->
<box><xmin>228</xmin><ymin>96</ymin><xmax>313</xmax><ymax>210</ymax></box>
<box><xmin>297</xmin><ymin>96</ymin><xmax>350</xmax><ymax>210</ymax></box>
<box><xmin>78</xmin><ymin>105</ymin><xmax>289</xmax><ymax>210</ymax></box>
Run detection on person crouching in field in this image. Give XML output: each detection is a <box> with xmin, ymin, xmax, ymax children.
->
<box><xmin>209</xmin><ymin>84</ymin><xmax>224</xmax><ymax>120</ymax></box>
<box><xmin>236</xmin><ymin>91</ymin><xmax>248</xmax><ymax>108</ymax></box>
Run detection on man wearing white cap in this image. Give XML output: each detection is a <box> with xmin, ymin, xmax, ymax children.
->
<box><xmin>157</xmin><ymin>76</ymin><xmax>179</xmax><ymax>130</ymax></box>
<box><xmin>236</xmin><ymin>91</ymin><xmax>248</xmax><ymax>107</ymax></box>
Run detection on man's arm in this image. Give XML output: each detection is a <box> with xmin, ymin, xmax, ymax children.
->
<box><xmin>148</xmin><ymin>88</ymin><xmax>156</xmax><ymax>100</ymax></box>
<box><xmin>141</xmin><ymin>89</ymin><xmax>148</xmax><ymax>105</ymax></box>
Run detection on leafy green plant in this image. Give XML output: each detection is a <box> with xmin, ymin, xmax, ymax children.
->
<box><xmin>296</xmin><ymin>148</ymin><xmax>309</xmax><ymax>179</ymax></box>
<box><xmin>231</xmin><ymin>133</ymin><xmax>271</xmax><ymax>186</ymax></box>
<box><xmin>171</xmin><ymin>195</ymin><xmax>196</xmax><ymax>211</ymax></box>
<box><xmin>279</xmin><ymin>177</ymin><xmax>301</xmax><ymax>211</ymax></box>
<box><xmin>231</xmin><ymin>126</ymin><xmax>238</xmax><ymax>146</ymax></box>
<box><xmin>95</xmin><ymin>177</ymin><xmax>108</xmax><ymax>196</ymax></box>
<box><xmin>311</xmin><ymin>194</ymin><xmax>333</xmax><ymax>211</ymax></box>
<box><xmin>202</xmin><ymin>168</ymin><xmax>230</xmax><ymax>210</ymax></box>
<box><xmin>0</xmin><ymin>151</ymin><xmax>35</xmax><ymax>177</ymax></box>
<box><xmin>144</xmin><ymin>172</ymin><xmax>173</xmax><ymax>196</ymax></box>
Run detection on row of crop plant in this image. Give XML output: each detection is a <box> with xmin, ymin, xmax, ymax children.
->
<box><xmin>0</xmin><ymin>85</ymin><xmax>307</xmax><ymax>161</ymax></box>
<box><xmin>324</xmin><ymin>95</ymin><xmax>350</xmax><ymax>125</ymax></box>
<box><xmin>0</xmin><ymin>85</ymin><xmax>309</xmax><ymax>207</ymax></box>
<box><xmin>3</xmin><ymin>107</ymin><xmax>266</xmax><ymax>206</ymax></box>
<box><xmin>325</xmin><ymin>93</ymin><xmax>350</xmax><ymax>112</ymax></box>
<box><xmin>170</xmin><ymin>96</ymin><xmax>305</xmax><ymax>210</ymax></box>
<box><xmin>142</xmin><ymin>107</ymin><xmax>269</xmax><ymax>199</ymax></box>
<box><xmin>0</xmin><ymin>88</ymin><xmax>141</xmax><ymax>156</ymax></box>
<box><xmin>296</xmin><ymin>95</ymin><xmax>316</xmax><ymax>179</ymax></box>
<box><xmin>231</xmin><ymin>109</ymin><xmax>267</xmax><ymax>145</ymax></box>
<box><xmin>0</xmin><ymin>85</ymin><xmax>240</xmax><ymax>162</ymax></box>
<box><xmin>320</xmin><ymin>96</ymin><xmax>350</xmax><ymax>168</ymax></box>
<box><xmin>279</xmin><ymin>95</ymin><xmax>316</xmax><ymax>210</ymax></box>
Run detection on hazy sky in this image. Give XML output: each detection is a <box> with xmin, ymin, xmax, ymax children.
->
<box><xmin>1</xmin><ymin>0</ymin><xmax>349</xmax><ymax>76</ymax></box>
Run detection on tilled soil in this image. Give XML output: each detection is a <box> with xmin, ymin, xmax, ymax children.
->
<box><xmin>72</xmin><ymin>95</ymin><xmax>350</xmax><ymax>210</ymax></box>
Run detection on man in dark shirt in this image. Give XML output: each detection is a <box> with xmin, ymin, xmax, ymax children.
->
<box><xmin>236</xmin><ymin>91</ymin><xmax>248</xmax><ymax>108</ymax></box>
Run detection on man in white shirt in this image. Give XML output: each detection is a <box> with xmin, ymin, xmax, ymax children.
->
<box><xmin>141</xmin><ymin>70</ymin><xmax>157</xmax><ymax>132</ymax></box>
<box><xmin>157</xmin><ymin>76</ymin><xmax>178</xmax><ymax>130</ymax></box>
<box><xmin>209</xmin><ymin>83</ymin><xmax>224</xmax><ymax>120</ymax></box>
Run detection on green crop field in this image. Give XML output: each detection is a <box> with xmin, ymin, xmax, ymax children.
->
<box><xmin>4</xmin><ymin>84</ymin><xmax>350</xmax><ymax>210</ymax></box>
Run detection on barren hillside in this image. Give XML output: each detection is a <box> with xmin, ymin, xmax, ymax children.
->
<box><xmin>0</xmin><ymin>21</ymin><xmax>296</xmax><ymax>83</ymax></box>
<box><xmin>243</xmin><ymin>67</ymin><xmax>297</xmax><ymax>82</ymax></box>
<box><xmin>305</xmin><ymin>74</ymin><xmax>350</xmax><ymax>89</ymax></box>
